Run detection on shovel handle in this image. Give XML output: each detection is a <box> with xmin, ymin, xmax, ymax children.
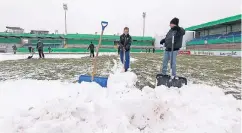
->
<box><xmin>101</xmin><ymin>21</ymin><xmax>108</xmax><ymax>31</ymax></box>
<box><xmin>92</xmin><ymin>21</ymin><xmax>108</xmax><ymax>81</ymax></box>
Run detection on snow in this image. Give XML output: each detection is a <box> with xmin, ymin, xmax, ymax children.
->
<box><xmin>0</xmin><ymin>53</ymin><xmax>240</xmax><ymax>133</ymax></box>
<box><xmin>0</xmin><ymin>52</ymin><xmax>117</xmax><ymax>61</ymax></box>
<box><xmin>130</xmin><ymin>58</ymin><xmax>137</xmax><ymax>62</ymax></box>
<box><xmin>0</xmin><ymin>53</ymin><xmax>88</xmax><ymax>61</ymax></box>
<box><xmin>0</xmin><ymin>71</ymin><xmax>240</xmax><ymax>133</ymax></box>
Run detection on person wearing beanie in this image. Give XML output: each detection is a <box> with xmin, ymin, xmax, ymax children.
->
<box><xmin>159</xmin><ymin>17</ymin><xmax>185</xmax><ymax>77</ymax></box>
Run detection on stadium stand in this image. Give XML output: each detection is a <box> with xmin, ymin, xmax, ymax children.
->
<box><xmin>65</xmin><ymin>34</ymin><xmax>154</xmax><ymax>47</ymax></box>
<box><xmin>185</xmin><ymin>14</ymin><xmax>241</xmax><ymax>50</ymax></box>
<box><xmin>0</xmin><ymin>31</ymin><xmax>155</xmax><ymax>53</ymax></box>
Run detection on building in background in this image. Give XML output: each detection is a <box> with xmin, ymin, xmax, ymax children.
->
<box><xmin>30</xmin><ymin>30</ymin><xmax>49</xmax><ymax>34</ymax></box>
<box><xmin>5</xmin><ymin>26</ymin><xmax>24</xmax><ymax>33</ymax></box>
<box><xmin>185</xmin><ymin>14</ymin><xmax>241</xmax><ymax>50</ymax></box>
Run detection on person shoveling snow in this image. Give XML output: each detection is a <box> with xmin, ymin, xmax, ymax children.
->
<box><xmin>119</xmin><ymin>27</ymin><xmax>132</xmax><ymax>72</ymax></box>
<box><xmin>36</xmin><ymin>39</ymin><xmax>45</xmax><ymax>59</ymax></box>
<box><xmin>157</xmin><ymin>17</ymin><xmax>187</xmax><ymax>88</ymax></box>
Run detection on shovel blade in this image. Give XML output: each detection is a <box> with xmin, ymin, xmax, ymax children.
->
<box><xmin>156</xmin><ymin>74</ymin><xmax>187</xmax><ymax>88</ymax></box>
<box><xmin>78</xmin><ymin>75</ymin><xmax>108</xmax><ymax>87</ymax></box>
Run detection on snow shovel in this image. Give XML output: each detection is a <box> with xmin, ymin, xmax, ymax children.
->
<box><xmin>156</xmin><ymin>34</ymin><xmax>187</xmax><ymax>88</ymax></box>
<box><xmin>122</xmin><ymin>36</ymin><xmax>128</xmax><ymax>72</ymax></box>
<box><xmin>122</xmin><ymin>47</ymin><xmax>126</xmax><ymax>72</ymax></box>
<box><xmin>27</xmin><ymin>48</ymin><xmax>35</xmax><ymax>59</ymax></box>
<box><xmin>78</xmin><ymin>21</ymin><xmax>109</xmax><ymax>87</ymax></box>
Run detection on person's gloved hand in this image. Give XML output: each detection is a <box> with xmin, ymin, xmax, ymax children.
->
<box><xmin>119</xmin><ymin>45</ymin><xmax>124</xmax><ymax>50</ymax></box>
<box><xmin>160</xmin><ymin>39</ymin><xmax>165</xmax><ymax>45</ymax></box>
<box><xmin>125</xmin><ymin>45</ymin><xmax>130</xmax><ymax>51</ymax></box>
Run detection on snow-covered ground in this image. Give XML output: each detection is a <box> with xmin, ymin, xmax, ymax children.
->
<box><xmin>0</xmin><ymin>53</ymin><xmax>240</xmax><ymax>133</ymax></box>
<box><xmin>0</xmin><ymin>53</ymin><xmax>88</xmax><ymax>61</ymax></box>
<box><xmin>0</xmin><ymin>52</ymin><xmax>117</xmax><ymax>61</ymax></box>
<box><xmin>0</xmin><ymin>71</ymin><xmax>240</xmax><ymax>133</ymax></box>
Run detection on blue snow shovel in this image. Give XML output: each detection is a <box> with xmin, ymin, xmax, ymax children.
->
<box><xmin>78</xmin><ymin>21</ymin><xmax>109</xmax><ymax>87</ymax></box>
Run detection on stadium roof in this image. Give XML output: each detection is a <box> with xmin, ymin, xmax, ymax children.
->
<box><xmin>6</xmin><ymin>26</ymin><xmax>24</xmax><ymax>30</ymax></box>
<box><xmin>185</xmin><ymin>14</ymin><xmax>242</xmax><ymax>31</ymax></box>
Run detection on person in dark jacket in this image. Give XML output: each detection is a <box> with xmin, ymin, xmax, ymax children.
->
<box><xmin>28</xmin><ymin>44</ymin><xmax>32</xmax><ymax>53</ymax></box>
<box><xmin>87</xmin><ymin>42</ymin><xmax>95</xmax><ymax>57</ymax></box>
<box><xmin>36</xmin><ymin>40</ymin><xmax>45</xmax><ymax>59</ymax></box>
<box><xmin>119</xmin><ymin>27</ymin><xmax>132</xmax><ymax>72</ymax></box>
<box><xmin>118</xmin><ymin>45</ymin><xmax>120</xmax><ymax>55</ymax></box>
<box><xmin>160</xmin><ymin>17</ymin><xmax>185</xmax><ymax>77</ymax></box>
<box><xmin>48</xmin><ymin>46</ymin><xmax>52</xmax><ymax>53</ymax></box>
<box><xmin>12</xmin><ymin>44</ymin><xmax>17</xmax><ymax>54</ymax></box>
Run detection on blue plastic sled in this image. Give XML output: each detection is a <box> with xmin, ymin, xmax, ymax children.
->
<box><xmin>78</xmin><ymin>75</ymin><xmax>108</xmax><ymax>87</ymax></box>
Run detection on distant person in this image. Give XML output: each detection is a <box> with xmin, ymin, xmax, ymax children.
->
<box><xmin>160</xmin><ymin>17</ymin><xmax>185</xmax><ymax>77</ymax></box>
<box><xmin>48</xmin><ymin>46</ymin><xmax>52</xmax><ymax>53</ymax></box>
<box><xmin>87</xmin><ymin>42</ymin><xmax>95</xmax><ymax>57</ymax></box>
<box><xmin>12</xmin><ymin>44</ymin><xmax>17</xmax><ymax>54</ymax></box>
<box><xmin>28</xmin><ymin>44</ymin><xmax>32</xmax><ymax>53</ymax></box>
<box><xmin>153</xmin><ymin>48</ymin><xmax>155</xmax><ymax>53</ymax></box>
<box><xmin>148</xmin><ymin>48</ymin><xmax>151</xmax><ymax>53</ymax></box>
<box><xmin>119</xmin><ymin>27</ymin><xmax>132</xmax><ymax>72</ymax></box>
<box><xmin>36</xmin><ymin>39</ymin><xmax>45</xmax><ymax>59</ymax></box>
<box><xmin>118</xmin><ymin>45</ymin><xmax>120</xmax><ymax>55</ymax></box>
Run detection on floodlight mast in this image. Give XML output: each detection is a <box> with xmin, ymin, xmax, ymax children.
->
<box><xmin>63</xmin><ymin>3</ymin><xmax>68</xmax><ymax>34</ymax></box>
<box><xmin>142</xmin><ymin>12</ymin><xmax>146</xmax><ymax>37</ymax></box>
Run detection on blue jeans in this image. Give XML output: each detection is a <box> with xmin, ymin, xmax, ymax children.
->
<box><xmin>120</xmin><ymin>50</ymin><xmax>130</xmax><ymax>70</ymax></box>
<box><xmin>162</xmin><ymin>50</ymin><xmax>178</xmax><ymax>76</ymax></box>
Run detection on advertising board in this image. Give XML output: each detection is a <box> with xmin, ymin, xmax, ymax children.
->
<box><xmin>190</xmin><ymin>50</ymin><xmax>241</xmax><ymax>57</ymax></box>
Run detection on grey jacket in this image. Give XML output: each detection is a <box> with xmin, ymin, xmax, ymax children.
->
<box><xmin>36</xmin><ymin>41</ymin><xmax>44</xmax><ymax>50</ymax></box>
<box><xmin>161</xmin><ymin>26</ymin><xmax>185</xmax><ymax>50</ymax></box>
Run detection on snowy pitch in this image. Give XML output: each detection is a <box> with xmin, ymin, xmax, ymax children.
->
<box><xmin>0</xmin><ymin>53</ymin><xmax>241</xmax><ymax>133</ymax></box>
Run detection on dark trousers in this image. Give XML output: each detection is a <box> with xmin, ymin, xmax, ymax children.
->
<box><xmin>28</xmin><ymin>47</ymin><xmax>32</xmax><ymax>53</ymax></box>
<box><xmin>90</xmin><ymin>51</ymin><xmax>94</xmax><ymax>57</ymax></box>
<box><xmin>38</xmin><ymin>49</ymin><xmax>45</xmax><ymax>58</ymax></box>
<box><xmin>118</xmin><ymin>48</ymin><xmax>120</xmax><ymax>55</ymax></box>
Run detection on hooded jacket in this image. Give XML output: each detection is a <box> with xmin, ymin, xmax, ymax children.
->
<box><xmin>160</xmin><ymin>26</ymin><xmax>185</xmax><ymax>51</ymax></box>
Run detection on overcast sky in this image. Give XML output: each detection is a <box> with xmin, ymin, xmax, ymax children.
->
<box><xmin>0</xmin><ymin>0</ymin><xmax>241</xmax><ymax>36</ymax></box>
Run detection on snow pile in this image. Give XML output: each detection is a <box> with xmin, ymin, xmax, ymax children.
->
<box><xmin>0</xmin><ymin>72</ymin><xmax>241</xmax><ymax>133</ymax></box>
